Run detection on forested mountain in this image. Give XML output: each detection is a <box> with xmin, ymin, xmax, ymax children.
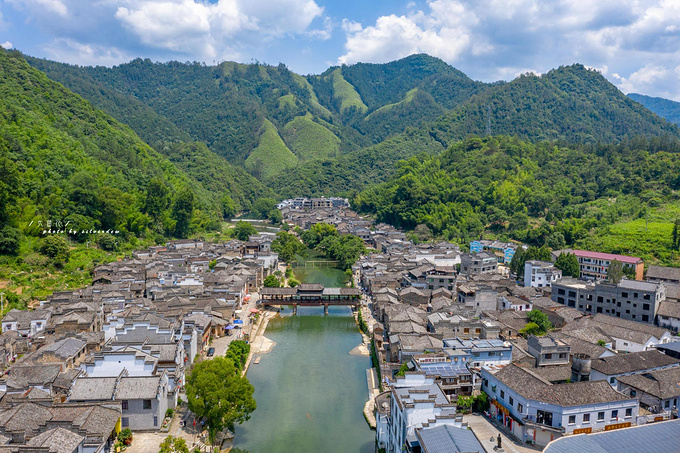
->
<box><xmin>0</xmin><ymin>49</ymin><xmax>267</xmax><ymax>259</ymax></box>
<box><xmin>25</xmin><ymin>53</ymin><xmax>680</xmax><ymax>199</ymax></box>
<box><xmin>354</xmin><ymin>135</ymin><xmax>680</xmax><ymax>264</ymax></box>
<box><xmin>628</xmin><ymin>93</ymin><xmax>680</xmax><ymax>125</ymax></box>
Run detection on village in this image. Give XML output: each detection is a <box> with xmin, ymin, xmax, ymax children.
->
<box><xmin>281</xmin><ymin>199</ymin><xmax>680</xmax><ymax>452</ymax></box>
<box><xmin>0</xmin><ymin>198</ymin><xmax>679</xmax><ymax>452</ymax></box>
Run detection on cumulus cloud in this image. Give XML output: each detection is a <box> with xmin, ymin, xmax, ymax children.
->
<box><xmin>339</xmin><ymin>0</ymin><xmax>680</xmax><ymax>99</ymax></box>
<box><xmin>1</xmin><ymin>41</ymin><xmax>13</xmax><ymax>49</ymax></box>
<box><xmin>3</xmin><ymin>0</ymin><xmax>325</xmax><ymax>66</ymax></box>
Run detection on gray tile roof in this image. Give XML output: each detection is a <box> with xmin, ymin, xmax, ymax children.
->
<box><xmin>115</xmin><ymin>376</ymin><xmax>160</xmax><ymax>400</ymax></box>
<box><xmin>646</xmin><ymin>265</ymin><xmax>680</xmax><ymax>282</ymax></box>
<box><xmin>417</xmin><ymin>424</ymin><xmax>483</xmax><ymax>453</ymax></box>
<box><xmin>543</xmin><ymin>419</ymin><xmax>680</xmax><ymax>453</ymax></box>
<box><xmin>6</xmin><ymin>364</ymin><xmax>62</xmax><ymax>390</ymax></box>
<box><xmin>41</xmin><ymin>338</ymin><xmax>86</xmax><ymax>359</ymax></box>
<box><xmin>26</xmin><ymin>427</ymin><xmax>84</xmax><ymax>453</ymax></box>
<box><xmin>617</xmin><ymin>366</ymin><xmax>680</xmax><ymax>399</ymax></box>
<box><xmin>590</xmin><ymin>350</ymin><xmax>680</xmax><ymax>375</ymax></box>
<box><xmin>69</xmin><ymin>377</ymin><xmax>117</xmax><ymax>401</ymax></box>
<box><xmin>492</xmin><ymin>364</ymin><xmax>630</xmax><ymax>406</ymax></box>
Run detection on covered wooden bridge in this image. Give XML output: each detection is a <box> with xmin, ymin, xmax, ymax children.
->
<box><xmin>258</xmin><ymin>284</ymin><xmax>362</xmax><ymax>315</ymax></box>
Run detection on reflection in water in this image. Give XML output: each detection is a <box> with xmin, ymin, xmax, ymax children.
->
<box><xmin>233</xmin><ymin>307</ymin><xmax>374</xmax><ymax>453</ymax></box>
<box><xmin>234</xmin><ymin>250</ymin><xmax>373</xmax><ymax>453</ymax></box>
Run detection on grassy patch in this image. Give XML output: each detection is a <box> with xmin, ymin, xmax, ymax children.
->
<box><xmin>330</xmin><ymin>68</ymin><xmax>367</xmax><ymax>114</ymax></box>
<box><xmin>365</xmin><ymin>88</ymin><xmax>419</xmax><ymax>120</ymax></box>
<box><xmin>282</xmin><ymin>114</ymin><xmax>341</xmax><ymax>161</ymax></box>
<box><xmin>245</xmin><ymin>118</ymin><xmax>298</xmax><ymax>180</ymax></box>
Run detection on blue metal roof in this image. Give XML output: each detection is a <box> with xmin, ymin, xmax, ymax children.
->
<box><xmin>419</xmin><ymin>364</ymin><xmax>469</xmax><ymax>377</ymax></box>
<box><xmin>543</xmin><ymin>419</ymin><xmax>680</xmax><ymax>453</ymax></box>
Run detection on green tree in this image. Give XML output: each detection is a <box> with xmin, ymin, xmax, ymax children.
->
<box><xmin>38</xmin><ymin>235</ymin><xmax>70</xmax><ymax>264</ymax></box>
<box><xmin>159</xmin><ymin>436</ymin><xmax>189</xmax><ymax>453</ymax></box>
<box><xmin>144</xmin><ymin>178</ymin><xmax>170</xmax><ymax>223</ymax></box>
<box><xmin>269</xmin><ymin>209</ymin><xmax>283</xmax><ymax>225</ymax></box>
<box><xmin>555</xmin><ymin>252</ymin><xmax>580</xmax><ymax>278</ymax></box>
<box><xmin>233</xmin><ymin>221</ymin><xmax>257</xmax><ymax>241</ymax></box>
<box><xmin>526</xmin><ymin>309</ymin><xmax>552</xmax><ymax>334</ymax></box>
<box><xmin>0</xmin><ymin>226</ymin><xmax>21</xmax><ymax>256</ymax></box>
<box><xmin>288</xmin><ymin>277</ymin><xmax>300</xmax><ymax>287</ymax></box>
<box><xmin>672</xmin><ymin>219</ymin><xmax>680</xmax><ymax>250</ymax></box>
<box><xmin>252</xmin><ymin>198</ymin><xmax>277</xmax><ymax>219</ymax></box>
<box><xmin>221</xmin><ymin>194</ymin><xmax>237</xmax><ymax>220</ymax></box>
<box><xmin>396</xmin><ymin>362</ymin><xmax>410</xmax><ymax>377</ymax></box>
<box><xmin>509</xmin><ymin>246</ymin><xmax>526</xmax><ymax>277</ymax></box>
<box><xmin>186</xmin><ymin>357</ymin><xmax>256</xmax><ymax>444</ymax></box>
<box><xmin>607</xmin><ymin>259</ymin><xmax>624</xmax><ymax>284</ymax></box>
<box><xmin>271</xmin><ymin>231</ymin><xmax>305</xmax><ymax>263</ymax></box>
<box><xmin>263</xmin><ymin>274</ymin><xmax>281</xmax><ymax>288</ymax></box>
<box><xmin>225</xmin><ymin>340</ymin><xmax>250</xmax><ymax>370</ymax></box>
<box><xmin>519</xmin><ymin>322</ymin><xmax>542</xmax><ymax>338</ymax></box>
<box><xmin>96</xmin><ymin>233</ymin><xmax>118</xmax><ymax>251</ymax></box>
<box><xmin>172</xmin><ymin>189</ymin><xmax>194</xmax><ymax>239</ymax></box>
<box><xmin>301</xmin><ymin>223</ymin><xmax>338</xmax><ymax>248</ymax></box>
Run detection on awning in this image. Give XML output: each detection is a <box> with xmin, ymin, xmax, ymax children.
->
<box><xmin>233</xmin><ymin>319</ymin><xmax>244</xmax><ymax>325</ymax></box>
<box><xmin>226</xmin><ymin>325</ymin><xmax>235</xmax><ymax>330</ymax></box>
<box><xmin>249</xmin><ymin>308</ymin><xmax>259</xmax><ymax>313</ymax></box>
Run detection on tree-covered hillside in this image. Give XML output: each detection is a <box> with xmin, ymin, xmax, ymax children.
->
<box><xmin>0</xmin><ymin>48</ymin><xmax>268</xmax><ymax>259</ymax></box>
<box><xmin>354</xmin><ymin>135</ymin><xmax>680</xmax><ymax>265</ymax></box>
<box><xmin>628</xmin><ymin>93</ymin><xmax>680</xmax><ymax>126</ymax></box>
<box><xmin>25</xmin><ymin>54</ymin><xmax>680</xmax><ymax>198</ymax></box>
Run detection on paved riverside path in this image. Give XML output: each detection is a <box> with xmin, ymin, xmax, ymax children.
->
<box><xmin>464</xmin><ymin>414</ymin><xmax>538</xmax><ymax>453</ymax></box>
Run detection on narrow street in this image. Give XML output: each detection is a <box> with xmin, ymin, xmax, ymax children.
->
<box><xmin>464</xmin><ymin>414</ymin><xmax>538</xmax><ymax>453</ymax></box>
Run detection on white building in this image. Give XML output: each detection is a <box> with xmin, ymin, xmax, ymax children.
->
<box><xmin>481</xmin><ymin>364</ymin><xmax>639</xmax><ymax>448</ymax></box>
<box><xmin>386</xmin><ymin>373</ymin><xmax>459</xmax><ymax>453</ymax></box>
<box><xmin>524</xmin><ymin>261</ymin><xmax>562</xmax><ymax>288</ymax></box>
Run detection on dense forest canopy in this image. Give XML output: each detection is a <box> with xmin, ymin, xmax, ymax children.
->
<box><xmin>355</xmin><ymin>135</ymin><xmax>680</xmax><ymax>264</ymax></box>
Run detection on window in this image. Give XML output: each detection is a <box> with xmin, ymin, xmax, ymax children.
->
<box><xmin>644</xmin><ymin>294</ymin><xmax>651</xmax><ymax>300</ymax></box>
<box><xmin>143</xmin><ymin>399</ymin><xmax>152</xmax><ymax>410</ymax></box>
<box><xmin>583</xmin><ymin>413</ymin><xmax>590</xmax><ymax>423</ymax></box>
<box><xmin>568</xmin><ymin>415</ymin><xmax>576</xmax><ymax>424</ymax></box>
<box><xmin>642</xmin><ymin>315</ymin><xmax>649</xmax><ymax>322</ymax></box>
<box><xmin>597</xmin><ymin>296</ymin><xmax>604</xmax><ymax>303</ymax></box>
<box><xmin>121</xmin><ymin>400</ymin><xmax>129</xmax><ymax>410</ymax></box>
<box><xmin>631</xmin><ymin>390</ymin><xmax>637</xmax><ymax>397</ymax></box>
<box><xmin>545</xmin><ymin>353</ymin><xmax>553</xmax><ymax>359</ymax></box>
<box><xmin>610</xmin><ymin>377</ymin><xmax>615</xmax><ymax>384</ymax></box>
<box><xmin>611</xmin><ymin>410</ymin><xmax>618</xmax><ymax>420</ymax></box>
<box><xmin>154</xmin><ymin>416</ymin><xmax>158</xmax><ymax>427</ymax></box>
<box><xmin>634</xmin><ymin>293</ymin><xmax>639</xmax><ymax>298</ymax></box>
<box><xmin>597</xmin><ymin>412</ymin><xmax>605</xmax><ymax>421</ymax></box>
<box><xmin>625</xmin><ymin>408</ymin><xmax>632</xmax><ymax>417</ymax></box>
<box><xmin>622</xmin><ymin>292</ymin><xmax>628</xmax><ymax>298</ymax></box>
<box><xmin>509</xmin><ymin>397</ymin><xmax>514</xmax><ymax>406</ymax></box>
<box><xmin>536</xmin><ymin>410</ymin><xmax>553</xmax><ymax>426</ymax></box>
<box><xmin>500</xmin><ymin>390</ymin><xmax>505</xmax><ymax>399</ymax></box>
<box><xmin>122</xmin><ymin>417</ymin><xmax>129</xmax><ymax>427</ymax></box>
<box><xmin>517</xmin><ymin>403</ymin><xmax>523</xmax><ymax>412</ymax></box>
<box><xmin>643</xmin><ymin>304</ymin><xmax>650</xmax><ymax>311</ymax></box>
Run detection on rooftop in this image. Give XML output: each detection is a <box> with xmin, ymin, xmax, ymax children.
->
<box><xmin>590</xmin><ymin>350</ymin><xmax>680</xmax><ymax>375</ymax></box>
<box><xmin>572</xmin><ymin>250</ymin><xmax>642</xmax><ymax>265</ymax></box>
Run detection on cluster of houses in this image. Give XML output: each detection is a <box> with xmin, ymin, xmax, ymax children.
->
<box><xmin>350</xmin><ymin>229</ymin><xmax>680</xmax><ymax>452</ymax></box>
<box><xmin>0</xmin><ymin>237</ymin><xmax>278</xmax><ymax>452</ymax></box>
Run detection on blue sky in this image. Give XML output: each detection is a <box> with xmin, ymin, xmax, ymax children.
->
<box><xmin>2</xmin><ymin>0</ymin><xmax>680</xmax><ymax>100</ymax></box>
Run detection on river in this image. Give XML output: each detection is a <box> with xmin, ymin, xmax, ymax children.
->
<box><xmin>233</xmin><ymin>251</ymin><xmax>374</xmax><ymax>453</ymax></box>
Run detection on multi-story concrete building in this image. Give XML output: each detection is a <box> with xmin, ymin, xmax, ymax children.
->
<box><xmin>481</xmin><ymin>364</ymin><xmax>639</xmax><ymax>448</ymax></box>
<box><xmin>552</xmin><ymin>250</ymin><xmax>644</xmax><ymax>281</ymax></box>
<box><xmin>444</xmin><ymin>338</ymin><xmax>513</xmax><ymax>369</ymax></box>
<box><xmin>385</xmin><ymin>373</ymin><xmax>458</xmax><ymax>453</ymax></box>
<box><xmin>527</xmin><ymin>336</ymin><xmax>571</xmax><ymax>367</ymax></box>
<box><xmin>459</xmin><ymin>252</ymin><xmax>497</xmax><ymax>276</ymax></box>
<box><xmin>552</xmin><ymin>278</ymin><xmax>665</xmax><ymax>324</ymax></box>
<box><xmin>524</xmin><ymin>261</ymin><xmax>562</xmax><ymax>288</ymax></box>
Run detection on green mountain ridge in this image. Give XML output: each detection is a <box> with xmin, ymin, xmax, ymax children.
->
<box><xmin>628</xmin><ymin>93</ymin><xmax>680</xmax><ymax>126</ymax></box>
<box><xmin>23</xmin><ymin>53</ymin><xmax>680</xmax><ymax>199</ymax></box>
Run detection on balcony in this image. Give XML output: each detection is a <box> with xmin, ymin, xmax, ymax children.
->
<box><xmin>522</xmin><ymin>414</ymin><xmax>564</xmax><ymax>433</ymax></box>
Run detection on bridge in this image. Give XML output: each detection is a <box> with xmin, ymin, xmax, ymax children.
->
<box><xmin>291</xmin><ymin>260</ymin><xmax>340</xmax><ymax>268</ymax></box>
<box><xmin>258</xmin><ymin>283</ymin><xmax>362</xmax><ymax>315</ymax></box>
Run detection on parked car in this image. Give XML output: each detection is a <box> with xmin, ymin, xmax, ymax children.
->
<box><xmin>207</xmin><ymin>347</ymin><xmax>215</xmax><ymax>357</ymax></box>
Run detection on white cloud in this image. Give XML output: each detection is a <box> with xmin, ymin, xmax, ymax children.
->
<box><xmin>43</xmin><ymin>38</ymin><xmax>131</xmax><ymax>66</ymax></box>
<box><xmin>6</xmin><ymin>0</ymin><xmax>68</xmax><ymax>18</ymax></box>
<box><xmin>337</xmin><ymin>0</ymin><xmax>680</xmax><ymax>99</ymax></box>
<box><xmin>0</xmin><ymin>41</ymin><xmax>13</xmax><ymax>49</ymax></box>
<box><xmin>113</xmin><ymin>0</ymin><xmax>324</xmax><ymax>58</ymax></box>
<box><xmin>306</xmin><ymin>16</ymin><xmax>333</xmax><ymax>40</ymax></box>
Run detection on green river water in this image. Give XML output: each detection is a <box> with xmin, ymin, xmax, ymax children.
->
<box><xmin>233</xmin><ymin>251</ymin><xmax>375</xmax><ymax>453</ymax></box>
